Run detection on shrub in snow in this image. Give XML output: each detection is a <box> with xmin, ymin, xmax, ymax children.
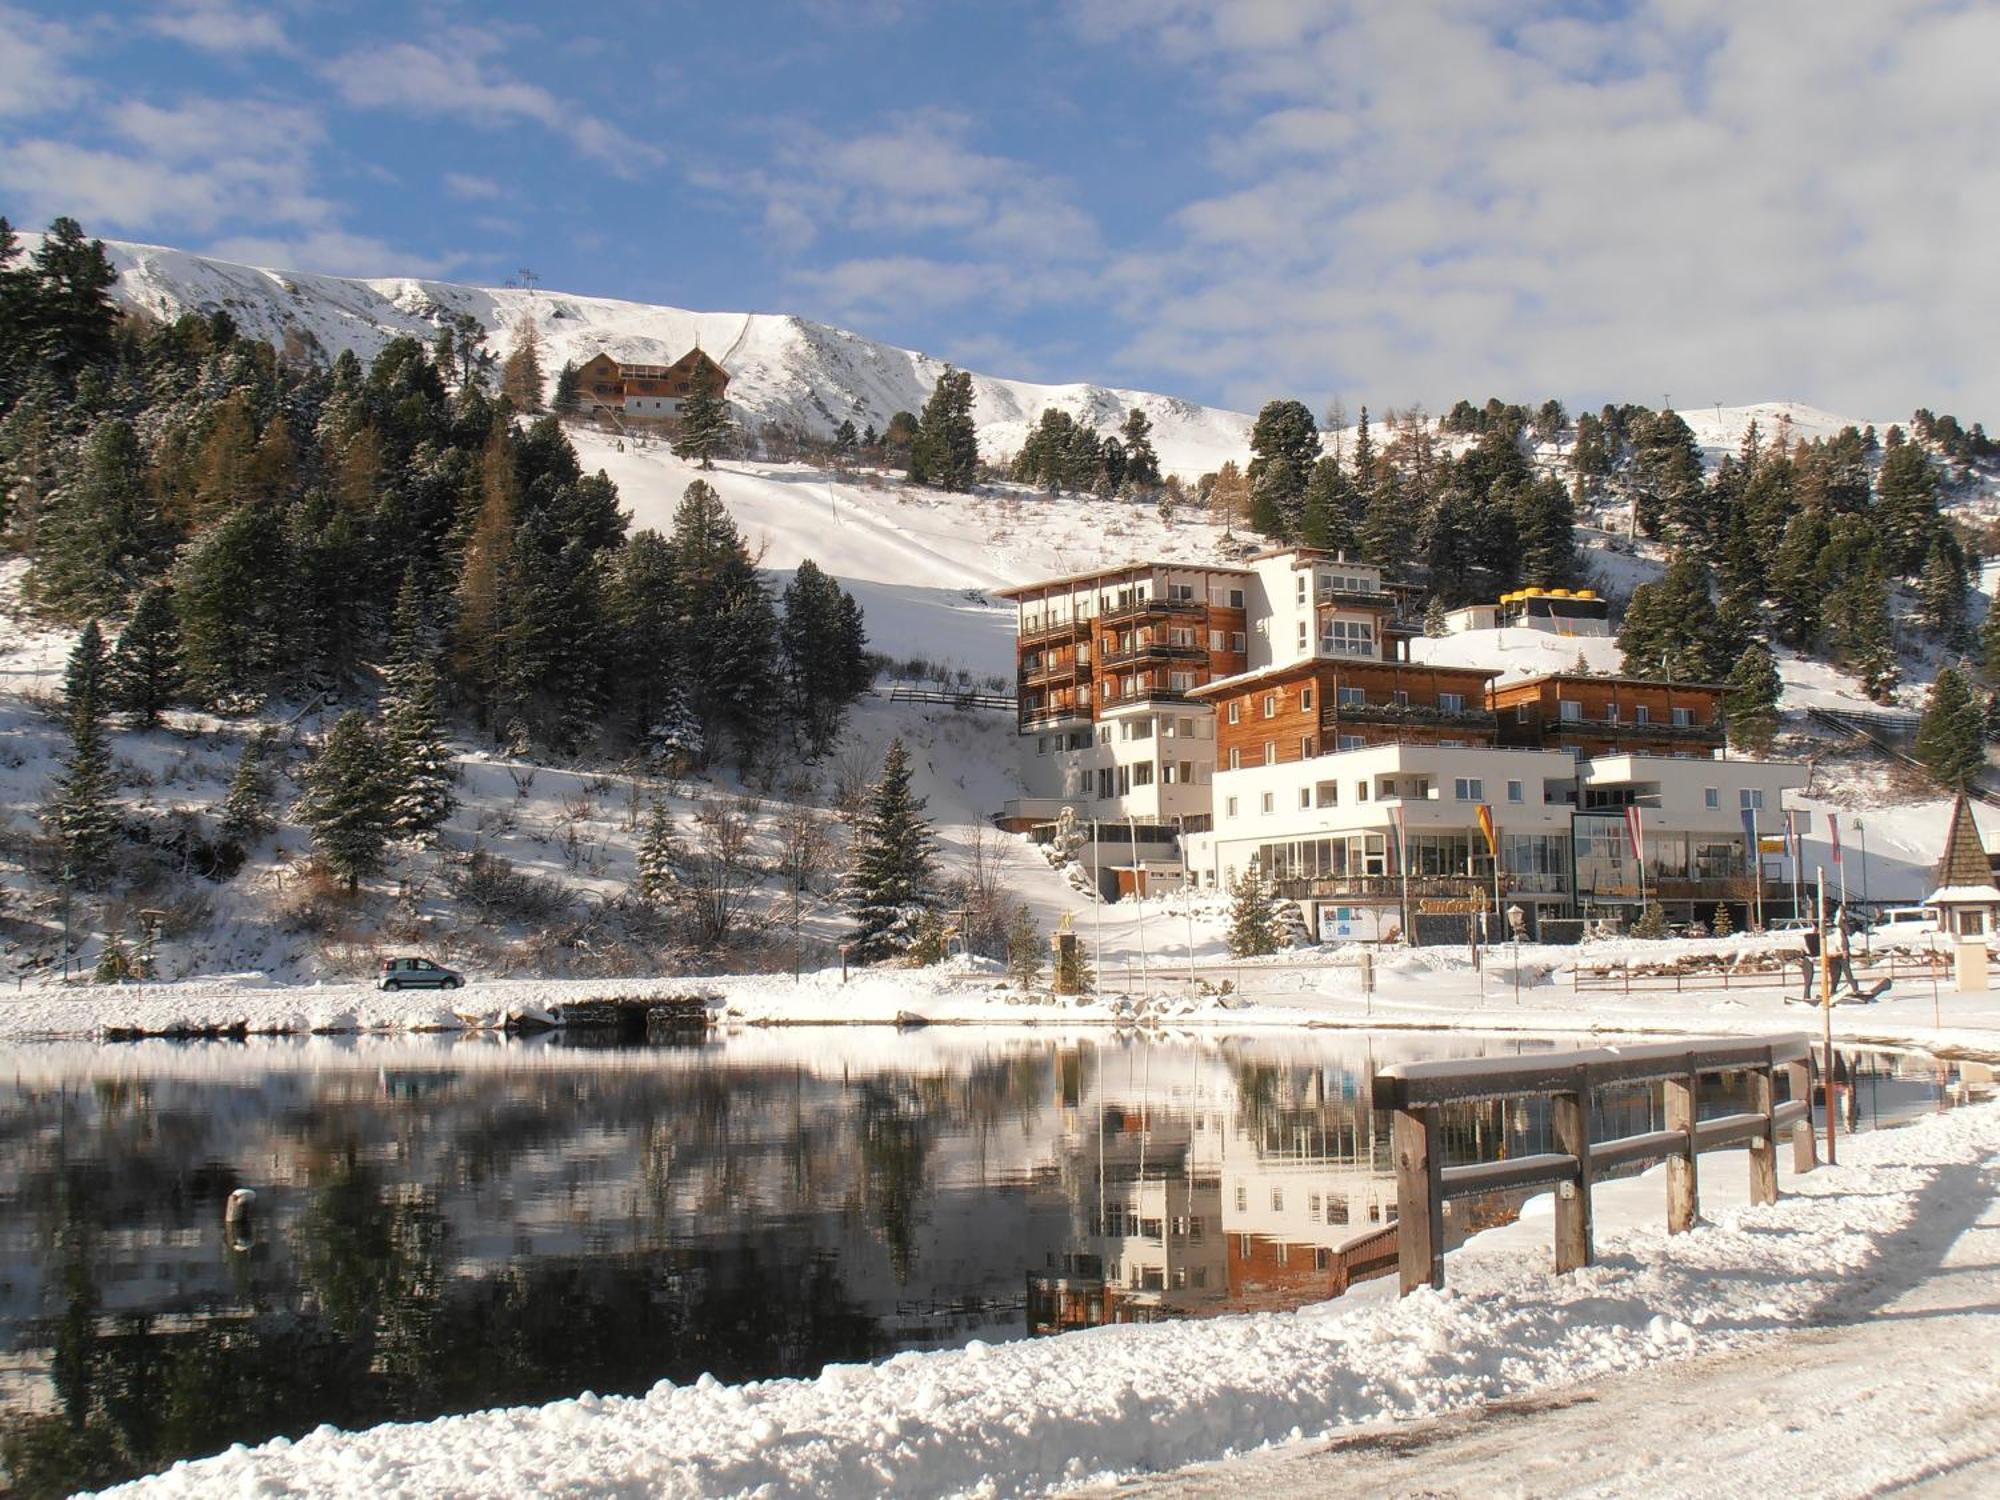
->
<box><xmin>1005</xmin><ymin>904</ymin><xmax>1043</xmax><ymax>991</ymax></box>
<box><xmin>1632</xmin><ymin>902</ymin><xmax>1668</xmax><ymax>939</ymax></box>
<box><xmin>1227</xmin><ymin>865</ymin><xmax>1281</xmax><ymax>958</ymax></box>
<box><xmin>1711</xmin><ymin>902</ymin><xmax>1735</xmax><ymax>937</ymax></box>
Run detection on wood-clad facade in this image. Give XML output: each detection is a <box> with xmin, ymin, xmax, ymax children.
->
<box><xmin>1489</xmin><ymin>673</ymin><xmax>1726</xmax><ymax>759</ymax></box>
<box><xmin>577</xmin><ymin>348</ymin><xmax>730</xmax><ymax>416</ymax></box>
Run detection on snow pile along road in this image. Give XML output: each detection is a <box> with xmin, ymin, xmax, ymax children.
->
<box><xmin>93</xmin><ymin>1101</ymin><xmax>2000</xmax><ymax>1499</ymax></box>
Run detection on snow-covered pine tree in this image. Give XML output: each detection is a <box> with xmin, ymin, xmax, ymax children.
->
<box><xmin>636</xmin><ymin>799</ymin><xmax>681</xmax><ymax>904</ymax></box>
<box><xmin>1723</xmin><ymin>641</ymin><xmax>1782</xmax><ymax>755</ymax></box>
<box><xmin>1227</xmin><ymin>864</ymin><xmax>1280</xmax><ymax>958</ymax></box>
<box><xmin>383</xmin><ymin>658</ymin><xmax>456</xmax><ymax>843</ymax></box>
<box><xmin>672</xmin><ymin>364</ymin><xmax>731</xmax><ymax>470</ymax></box>
<box><xmin>1423</xmin><ymin>596</ymin><xmax>1449</xmax><ymax>637</ymax></box>
<box><xmin>1915</xmin><ymin>665</ymin><xmax>1987</xmax><ymax>791</ymax></box>
<box><xmin>50</xmin><ymin>622</ymin><xmax>117</xmax><ymax>884</ymax></box>
<box><xmin>111</xmin><ymin>583</ymin><xmax>181</xmax><ymax>728</ymax></box>
<box><xmin>1632</xmin><ymin>902</ymin><xmax>1668</xmax><ymax>939</ymax></box>
<box><xmin>1120</xmin><ymin>407</ymin><xmax>1161</xmax><ymax>494</ymax></box>
<box><xmin>1917</xmin><ymin>536</ymin><xmax>1968</xmax><ymax>648</ymax></box>
<box><xmin>217</xmin><ymin>729</ymin><xmax>275</xmax><ymax>844</ymax></box>
<box><xmin>1711</xmin><ymin>902</ymin><xmax>1735</xmax><ymax>938</ymax></box>
<box><xmin>842</xmin><ymin>737</ymin><xmax>939</xmax><ymax>963</ymax></box>
<box><xmin>296</xmin><ymin>711</ymin><xmax>392</xmax><ymax>891</ymax></box>
<box><xmin>646</xmin><ymin>677</ymin><xmax>705</xmax><ymax>776</ymax></box>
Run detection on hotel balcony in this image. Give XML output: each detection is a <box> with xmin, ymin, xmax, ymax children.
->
<box><xmin>1019</xmin><ymin>617</ymin><xmax>1093</xmax><ymax>648</ymax></box>
<box><xmin>1544</xmin><ymin>718</ymin><xmax>1724</xmax><ymax>748</ymax></box>
<box><xmin>1100</xmin><ymin>597</ymin><xmax>1206</xmax><ymax>627</ymax></box>
<box><xmin>1099</xmin><ymin>641</ymin><xmax>1208</xmax><ymax>668</ymax></box>
<box><xmin>1320</xmin><ymin>703</ymin><xmax>1499</xmax><ymax>735</ymax></box>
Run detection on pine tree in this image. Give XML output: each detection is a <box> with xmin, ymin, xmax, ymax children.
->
<box><xmin>842</xmin><ymin>737</ymin><xmax>938</xmax><ymax>963</ymax></box>
<box><xmin>22</xmin><ymin>217</ymin><xmax>118</xmax><ymax>379</ymax></box>
<box><xmin>646</xmin><ymin>678</ymin><xmax>704</xmax><ymax>774</ymax></box>
<box><xmin>636</xmin><ymin>799</ymin><xmax>681</xmax><ymax>904</ymax></box>
<box><xmin>174</xmin><ymin>501</ymin><xmax>289</xmax><ymax>707</ymax></box>
<box><xmin>1632</xmin><ymin>902</ymin><xmax>1668</xmax><ymax>939</ymax></box>
<box><xmin>382</xmin><ymin>659</ymin><xmax>456</xmax><ymax>843</ymax></box>
<box><xmin>296</xmin><ymin>711</ymin><xmax>392</xmax><ymax>891</ymax></box>
<box><xmin>111</xmin><ymin>584</ymin><xmax>181</xmax><ymax>728</ymax></box>
<box><xmin>1710</xmin><ymin>902</ymin><xmax>1735</xmax><ymax>938</ymax></box>
<box><xmin>1357</xmin><ymin>472</ymin><xmax>1409</xmax><ymax>571</ymax></box>
<box><xmin>1299</xmin><ymin>457</ymin><xmax>1356</xmax><ymax>552</ymax></box>
<box><xmin>781</xmin><ymin>559</ymin><xmax>868</xmax><ymax>759</ymax></box>
<box><xmin>1724</xmin><ymin>641</ymin><xmax>1782</xmax><ymax>755</ymax></box>
<box><xmin>1423</xmin><ymin>596</ymin><xmax>1450</xmax><ymax>637</ymax></box>
<box><xmin>1618</xmin><ymin>555</ymin><xmax>1730</xmax><ymax>682</ymax></box>
<box><xmin>50</xmin><ymin>623</ymin><xmax>118</xmax><ymax>885</ymax></box>
<box><xmin>1875</xmin><ymin>439</ymin><xmax>1941</xmax><ymax>574</ymax></box>
<box><xmin>551</xmin><ymin>359</ymin><xmax>582</xmax><ymax>416</ymax></box>
<box><xmin>500</xmin><ymin>318</ymin><xmax>545</xmax><ymax>412</ymax></box>
<box><xmin>833</xmin><ymin>418</ymin><xmax>858</xmax><ymax>454</ymax></box>
<box><xmin>664</xmin><ymin>479</ymin><xmax>777</xmax><ymax>763</ymax></box>
<box><xmin>907</xmin><ymin>367</ymin><xmax>977</xmax><ymax>491</ymax></box>
<box><xmin>453</xmin><ymin>425</ymin><xmax>517</xmax><ymax>717</ymax></box>
<box><xmin>1119</xmin><ymin>408</ymin><xmax>1161</xmax><ymax>493</ymax></box>
<box><xmin>1981</xmin><ymin>603</ymin><xmax>2000</xmax><ymax>684</ymax></box>
<box><xmin>1247</xmin><ymin>399</ymin><xmax>1318</xmax><ymax>540</ymax></box>
<box><xmin>1824</xmin><ymin>564</ymin><xmax>1898</xmax><ymax>704</ymax></box>
<box><xmin>672</xmin><ymin>363</ymin><xmax>732</xmax><ymax>469</ymax></box>
<box><xmin>1227</xmin><ymin>863</ymin><xmax>1280</xmax><ymax>958</ymax></box>
<box><xmin>1004</xmin><ymin>904</ymin><xmax>1042</xmax><ymax>991</ymax></box>
<box><xmin>29</xmin><ymin>416</ymin><xmax>146</xmax><ymax>618</ymax></box>
<box><xmin>1917</xmin><ymin>535</ymin><xmax>1968</xmax><ymax>647</ymax></box>
<box><xmin>217</xmin><ymin>730</ymin><xmax>275</xmax><ymax>844</ymax></box>
<box><xmin>1513</xmin><ymin>475</ymin><xmax>1578</xmax><ymax>586</ymax></box>
<box><xmin>1915</xmin><ymin>665</ymin><xmax>1987</xmax><ymax>791</ymax></box>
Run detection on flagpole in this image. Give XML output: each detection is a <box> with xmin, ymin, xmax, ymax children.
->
<box><xmin>1789</xmin><ymin>811</ymin><xmax>1802</xmax><ymax>925</ymax></box>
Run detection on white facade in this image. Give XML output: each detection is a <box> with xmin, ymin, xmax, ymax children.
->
<box><xmin>1019</xmin><ymin>708</ymin><xmax>1216</xmax><ymax>825</ymax></box>
<box><xmin>1241</xmin><ymin>553</ymin><xmax>1395</xmax><ymax>672</ymax></box>
<box><xmin>624</xmin><ymin>395</ymin><xmax>684</xmax><ymax>417</ymax></box>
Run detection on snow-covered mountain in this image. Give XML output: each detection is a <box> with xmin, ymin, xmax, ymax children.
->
<box><xmin>96</xmin><ymin>240</ymin><xmax>1253</xmax><ymax>480</ymax></box>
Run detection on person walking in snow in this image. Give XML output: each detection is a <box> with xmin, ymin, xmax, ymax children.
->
<box><xmin>1827</xmin><ymin>909</ymin><xmax>1864</xmax><ymax>999</ymax></box>
<box><xmin>1798</xmin><ymin>924</ymin><xmax>1821</xmax><ymax>1000</ymax></box>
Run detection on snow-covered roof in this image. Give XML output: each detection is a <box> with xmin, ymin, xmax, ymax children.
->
<box><xmin>1923</xmin><ymin>884</ymin><xmax>2000</xmax><ymax>905</ymax></box>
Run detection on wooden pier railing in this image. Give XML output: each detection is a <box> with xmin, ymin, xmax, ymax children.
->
<box><xmin>1371</xmin><ymin>1035</ymin><xmax>1816</xmax><ymax>1295</ymax></box>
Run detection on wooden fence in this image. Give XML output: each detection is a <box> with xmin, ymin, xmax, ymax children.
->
<box><xmin>1572</xmin><ymin>949</ymin><xmax>1982</xmax><ymax>995</ymax></box>
<box><xmin>1371</xmin><ymin>1035</ymin><xmax>1815</xmax><ymax>1295</ymax></box>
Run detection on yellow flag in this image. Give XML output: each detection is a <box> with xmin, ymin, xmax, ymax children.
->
<box><xmin>1476</xmin><ymin>803</ymin><xmax>1497</xmax><ymax>859</ymax></box>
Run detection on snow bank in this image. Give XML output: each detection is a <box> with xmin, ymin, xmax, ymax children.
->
<box><xmin>92</xmin><ymin>1098</ymin><xmax>2000</xmax><ymax>1500</ymax></box>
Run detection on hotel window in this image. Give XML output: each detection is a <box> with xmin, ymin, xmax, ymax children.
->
<box><xmin>1559</xmin><ymin>699</ymin><xmax>1582</xmax><ymax>722</ymax></box>
<box><xmin>1393</xmin><ymin>689</ymin><xmax>1409</xmax><ymax>707</ymax></box>
<box><xmin>1229</xmin><ymin>589</ymin><xmax>1246</xmax><ymax>608</ymax></box>
<box><xmin>1210</xmin><ymin>629</ymin><xmax>1224</xmax><ymax>651</ymax></box>
<box><xmin>1605</xmin><ymin>703</ymin><xmax>1620</xmax><ymax>724</ymax></box>
<box><xmin>1226</xmin><ymin>797</ymin><xmax>1239</xmax><ymax>818</ymax></box>
<box><xmin>1228</xmin><ymin>700</ymin><xmax>1240</xmax><ymax>724</ymax></box>
<box><xmin>1316</xmin><ymin>781</ymin><xmax>1339</xmax><ymax>807</ymax></box>
<box><xmin>1439</xmin><ymin>692</ymin><xmax>1465</xmax><ymax>713</ymax></box>
<box><xmin>1232</xmin><ymin>631</ymin><xmax>1248</xmax><ymax>652</ymax></box>
<box><xmin>1357</xmin><ymin>780</ymin><xmax>1369</xmax><ymax>800</ymax></box>
<box><xmin>1235</xmin><ymin>1184</ymin><xmax>1247</xmax><ymax>1211</ymax></box>
<box><xmin>1296</xmin><ymin>576</ymin><xmax>1308</xmax><ymax>603</ymax></box>
<box><xmin>1301</xmin><ymin>687</ymin><xmax>1314</xmax><ymax>711</ymax></box>
<box><xmin>1298</xmin><ymin>621</ymin><xmax>1309</xmax><ymax>650</ymax></box>
<box><xmin>1704</xmin><ymin>787</ymin><xmax>1719</xmax><ymax>808</ymax></box>
<box><xmin>1299</xmin><ymin>787</ymin><xmax>1312</xmax><ymax>809</ymax></box>
<box><xmin>1169</xmin><ymin>582</ymin><xmax>1195</xmax><ymax>601</ymax></box>
<box><xmin>1740</xmin><ymin>788</ymin><xmax>1765</xmax><ymax>810</ymax></box>
<box><xmin>1300</xmin><ymin>735</ymin><xmax>1315</xmax><ymax>758</ymax></box>
<box><xmin>1672</xmin><ymin>706</ymin><xmax>1693</xmax><ymax>726</ymax></box>
<box><xmin>1635</xmin><ymin>705</ymin><xmax>1651</xmax><ymax>725</ymax></box>
<box><xmin>1228</xmin><ymin>748</ymin><xmax>1242</xmax><ymax>770</ymax></box>
<box><xmin>1341</xmin><ymin>736</ymin><xmax>1365</xmax><ymax>751</ymax></box>
<box><xmin>1261</xmin><ymin>792</ymin><xmax>1275</xmax><ymax>813</ymax></box>
<box><xmin>1264</xmin><ymin>741</ymin><xmax>1276</xmax><ymax>766</ymax></box>
<box><xmin>1454</xmin><ymin>777</ymin><xmax>1483</xmax><ymax>801</ymax></box>
<box><xmin>1338</xmin><ymin>686</ymin><xmax>1366</xmax><ymax>707</ymax></box>
<box><xmin>1321</xmin><ymin>619</ymin><xmax>1375</xmax><ymax>657</ymax></box>
<box><xmin>1507</xmin><ymin>779</ymin><xmax>1524</xmax><ymax>803</ymax></box>
<box><xmin>1263</xmin><ymin>694</ymin><xmax>1277</xmax><ymax>718</ymax></box>
<box><xmin>1133</xmin><ymin>762</ymin><xmax>1155</xmax><ymax>786</ymax></box>
<box><xmin>1515</xmin><ymin>704</ymin><xmax>1532</xmax><ymax>724</ymax></box>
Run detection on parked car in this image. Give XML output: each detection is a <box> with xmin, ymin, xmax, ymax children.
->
<box><xmin>1866</xmin><ymin>906</ymin><xmax>1938</xmax><ymax>941</ymax></box>
<box><xmin>379</xmin><ymin>956</ymin><xmax>464</xmax><ymax>991</ymax></box>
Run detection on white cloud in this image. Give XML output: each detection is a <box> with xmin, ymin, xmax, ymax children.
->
<box><xmin>324</xmin><ymin>43</ymin><xmax>663</xmax><ymax>176</ymax></box>
<box><xmin>0</xmin><ymin>137</ymin><xmax>330</xmax><ymax>235</ymax></box>
<box><xmin>1068</xmin><ymin>0</ymin><xmax>2000</xmax><ymax>419</ymax></box>
<box><xmin>147</xmin><ymin>1</ymin><xmax>292</xmax><ymax>55</ymax></box>
<box><xmin>444</xmin><ymin>172</ymin><xmax>504</xmax><ymax>201</ymax></box>
<box><xmin>0</xmin><ymin>3</ymin><xmax>84</xmax><ymax>118</ymax></box>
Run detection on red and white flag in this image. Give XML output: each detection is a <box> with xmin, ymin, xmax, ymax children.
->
<box><xmin>1623</xmin><ymin>804</ymin><xmax>1644</xmax><ymax>861</ymax></box>
<box><xmin>1388</xmin><ymin>801</ymin><xmax>1407</xmax><ymax>874</ymax></box>
<box><xmin>1828</xmin><ymin>812</ymin><xmax>1842</xmax><ymax>866</ymax></box>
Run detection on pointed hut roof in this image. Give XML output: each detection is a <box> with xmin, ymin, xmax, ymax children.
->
<box><xmin>1925</xmin><ymin>794</ymin><xmax>2000</xmax><ymax>905</ymax></box>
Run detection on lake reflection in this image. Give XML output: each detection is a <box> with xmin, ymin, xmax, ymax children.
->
<box><xmin>0</xmin><ymin>1030</ymin><xmax>1981</xmax><ymax>1496</ymax></box>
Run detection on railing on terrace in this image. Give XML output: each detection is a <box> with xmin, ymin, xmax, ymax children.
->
<box><xmin>1546</xmin><ymin>718</ymin><xmax>1723</xmax><ymax>744</ymax></box>
<box><xmin>1321</xmin><ymin>704</ymin><xmax>1499</xmax><ymax>733</ymax></box>
<box><xmin>1099</xmin><ymin>688</ymin><xmax>1196</xmax><ymax>708</ymax></box>
<box><xmin>1572</xmin><ymin>948</ymin><xmax>1998</xmax><ymax>995</ymax></box>
<box><xmin>1018</xmin><ymin>618</ymin><xmax>1092</xmax><ymax>646</ymax></box>
<box><xmin>1099</xmin><ymin>641</ymin><xmax>1208</xmax><ymax>667</ymax></box>
<box><xmin>1371</xmin><ymin>1035</ymin><xmax>1815</xmax><ymax>1295</ymax></box>
<box><xmin>1315</xmin><ymin>587</ymin><xmax>1391</xmax><ymax>609</ymax></box>
<box><xmin>1020</xmin><ymin>658</ymin><xmax>1091</xmax><ymax>687</ymax></box>
<box><xmin>1272</xmin><ymin>873</ymin><xmax>1491</xmax><ymax>902</ymax></box>
<box><xmin>1101</xmin><ymin>597</ymin><xmax>1206</xmax><ymax>625</ymax></box>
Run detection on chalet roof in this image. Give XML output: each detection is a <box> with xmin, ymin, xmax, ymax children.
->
<box><xmin>1491</xmin><ymin>672</ymin><xmax>1729</xmax><ymax>695</ymax></box>
<box><xmin>1188</xmin><ymin>656</ymin><xmax>1501</xmax><ymax>700</ymax></box>
<box><xmin>993</xmin><ymin>560</ymin><xmax>1252</xmax><ymax>601</ymax></box>
<box><xmin>1928</xmin><ymin>795</ymin><xmax>1997</xmax><ymax>902</ymax></box>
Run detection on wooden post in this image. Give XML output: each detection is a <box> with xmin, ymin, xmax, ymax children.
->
<box><xmin>1747</xmin><ymin>1055</ymin><xmax>1779</xmax><ymax>1207</ymax></box>
<box><xmin>1392</xmin><ymin>1106</ymin><xmax>1444</xmax><ymax>1295</ymax></box>
<box><xmin>1552</xmin><ymin>1069</ymin><xmax>1594</xmax><ymax>1273</ymax></box>
<box><xmin>1785</xmin><ymin>1059</ymin><xmax>1818</xmax><ymax>1173</ymax></box>
<box><xmin>1665</xmin><ymin>1065</ymin><xmax>1699</xmax><ymax>1233</ymax></box>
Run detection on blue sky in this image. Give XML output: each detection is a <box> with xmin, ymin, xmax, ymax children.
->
<box><xmin>2</xmin><ymin>0</ymin><xmax>1996</xmax><ymax>421</ymax></box>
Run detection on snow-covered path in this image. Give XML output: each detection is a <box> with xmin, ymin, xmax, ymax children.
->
<box><xmin>1110</xmin><ymin>1120</ymin><xmax>2000</xmax><ymax>1499</ymax></box>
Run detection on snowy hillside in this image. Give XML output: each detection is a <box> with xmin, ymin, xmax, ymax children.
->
<box><xmin>93</xmin><ymin>239</ymin><xmax>1252</xmax><ymax>480</ymax></box>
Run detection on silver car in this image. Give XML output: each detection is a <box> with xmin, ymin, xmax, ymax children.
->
<box><xmin>378</xmin><ymin>956</ymin><xmax>464</xmax><ymax>991</ymax></box>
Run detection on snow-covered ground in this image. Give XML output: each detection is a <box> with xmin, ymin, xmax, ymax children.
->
<box><xmin>84</xmin><ymin>1078</ymin><xmax>2000</xmax><ymax>1499</ymax></box>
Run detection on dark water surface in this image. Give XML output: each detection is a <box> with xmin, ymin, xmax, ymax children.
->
<box><xmin>0</xmin><ymin>1029</ymin><xmax>1982</xmax><ymax>1497</ymax></box>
